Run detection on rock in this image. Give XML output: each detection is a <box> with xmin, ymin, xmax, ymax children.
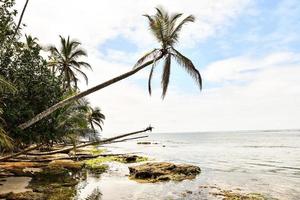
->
<box><xmin>128</xmin><ymin>162</ymin><xmax>201</xmax><ymax>183</ymax></box>
<box><xmin>123</xmin><ymin>155</ymin><xmax>138</xmax><ymax>163</ymax></box>
<box><xmin>0</xmin><ymin>170</ymin><xmax>14</xmax><ymax>178</ymax></box>
<box><xmin>0</xmin><ymin>191</ymin><xmax>44</xmax><ymax>200</ymax></box>
<box><xmin>48</xmin><ymin>160</ymin><xmax>84</xmax><ymax>171</ymax></box>
<box><xmin>137</xmin><ymin>142</ymin><xmax>151</xmax><ymax>145</ymax></box>
<box><xmin>119</xmin><ymin>155</ymin><xmax>148</xmax><ymax>163</ymax></box>
<box><xmin>198</xmin><ymin>185</ymin><xmax>271</xmax><ymax>200</ymax></box>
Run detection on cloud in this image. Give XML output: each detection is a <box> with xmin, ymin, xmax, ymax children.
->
<box><xmin>203</xmin><ymin>52</ymin><xmax>300</xmax><ymax>84</ymax></box>
<box><xmin>16</xmin><ymin>0</ymin><xmax>251</xmax><ymax>49</ymax></box>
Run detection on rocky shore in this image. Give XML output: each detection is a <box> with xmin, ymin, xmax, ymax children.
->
<box><xmin>0</xmin><ymin>146</ymin><xmax>149</xmax><ymax>200</ymax></box>
<box><xmin>0</xmin><ymin>145</ymin><xmax>272</xmax><ymax>200</ymax></box>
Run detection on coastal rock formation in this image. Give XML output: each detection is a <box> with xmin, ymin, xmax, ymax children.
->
<box><xmin>0</xmin><ymin>191</ymin><xmax>44</xmax><ymax>200</ymax></box>
<box><xmin>137</xmin><ymin>141</ymin><xmax>151</xmax><ymax>145</ymax></box>
<box><xmin>128</xmin><ymin>162</ymin><xmax>200</xmax><ymax>182</ymax></box>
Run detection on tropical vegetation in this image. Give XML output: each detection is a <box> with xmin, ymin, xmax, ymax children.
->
<box><xmin>0</xmin><ymin>0</ymin><xmax>105</xmax><ymax>151</ymax></box>
<box><xmin>0</xmin><ymin>0</ymin><xmax>201</xmax><ymax>154</ymax></box>
<box><xmin>48</xmin><ymin>36</ymin><xmax>91</xmax><ymax>91</ymax></box>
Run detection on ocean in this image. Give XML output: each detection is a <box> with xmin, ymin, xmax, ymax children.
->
<box><xmin>75</xmin><ymin>130</ymin><xmax>300</xmax><ymax>200</ymax></box>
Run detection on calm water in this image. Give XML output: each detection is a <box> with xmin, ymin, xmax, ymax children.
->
<box><xmin>76</xmin><ymin>130</ymin><xmax>300</xmax><ymax>200</ymax></box>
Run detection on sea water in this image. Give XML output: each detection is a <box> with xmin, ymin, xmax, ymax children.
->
<box><xmin>76</xmin><ymin>130</ymin><xmax>300</xmax><ymax>200</ymax></box>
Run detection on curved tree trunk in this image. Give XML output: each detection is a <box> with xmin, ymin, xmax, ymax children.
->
<box><xmin>18</xmin><ymin>55</ymin><xmax>163</xmax><ymax>130</ymax></box>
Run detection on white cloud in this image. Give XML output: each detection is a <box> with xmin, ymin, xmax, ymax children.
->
<box><xmin>16</xmin><ymin>0</ymin><xmax>251</xmax><ymax>49</ymax></box>
<box><xmin>203</xmin><ymin>52</ymin><xmax>300</xmax><ymax>84</ymax></box>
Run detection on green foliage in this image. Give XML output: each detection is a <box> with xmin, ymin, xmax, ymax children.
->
<box><xmin>89</xmin><ymin>147</ymin><xmax>106</xmax><ymax>155</ymax></box>
<box><xmin>0</xmin><ymin>35</ymin><xmax>65</xmax><ymax>144</ymax></box>
<box><xmin>0</xmin><ymin>0</ymin><xmax>105</xmax><ymax>148</ymax></box>
<box><xmin>0</xmin><ymin>76</ymin><xmax>16</xmax><ymax>149</ymax></box>
<box><xmin>85</xmin><ymin>155</ymin><xmax>148</xmax><ymax>165</ymax></box>
<box><xmin>85</xmin><ymin>158</ymin><xmax>109</xmax><ymax>174</ymax></box>
<box><xmin>86</xmin><ymin>102</ymin><xmax>105</xmax><ymax>133</ymax></box>
<box><xmin>48</xmin><ymin>35</ymin><xmax>91</xmax><ymax>91</ymax></box>
<box><xmin>0</xmin><ymin>0</ymin><xmax>17</xmax><ymax>46</ymax></box>
<box><xmin>52</xmin><ymin>96</ymin><xmax>91</xmax><ymax>143</ymax></box>
<box><xmin>0</xmin><ymin>75</ymin><xmax>16</xmax><ymax>93</ymax></box>
<box><xmin>0</xmin><ymin>126</ymin><xmax>13</xmax><ymax>149</ymax></box>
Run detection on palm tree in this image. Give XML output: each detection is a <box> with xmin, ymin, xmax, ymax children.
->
<box><xmin>48</xmin><ymin>36</ymin><xmax>91</xmax><ymax>90</ymax></box>
<box><xmin>18</xmin><ymin>7</ymin><xmax>202</xmax><ymax>130</ymax></box>
<box><xmin>25</xmin><ymin>34</ymin><xmax>39</xmax><ymax>49</ymax></box>
<box><xmin>136</xmin><ymin>7</ymin><xmax>202</xmax><ymax>97</ymax></box>
<box><xmin>52</xmin><ymin>96</ymin><xmax>91</xmax><ymax>144</ymax></box>
<box><xmin>87</xmin><ymin>106</ymin><xmax>105</xmax><ymax>133</ymax></box>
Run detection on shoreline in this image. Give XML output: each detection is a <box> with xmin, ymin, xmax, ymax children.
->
<box><xmin>0</xmin><ymin>144</ymin><xmax>275</xmax><ymax>200</ymax></box>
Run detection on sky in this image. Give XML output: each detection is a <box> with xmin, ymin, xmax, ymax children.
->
<box><xmin>15</xmin><ymin>0</ymin><xmax>300</xmax><ymax>135</ymax></box>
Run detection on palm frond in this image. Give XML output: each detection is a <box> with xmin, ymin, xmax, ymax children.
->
<box><xmin>170</xmin><ymin>15</ymin><xmax>195</xmax><ymax>44</ymax></box>
<box><xmin>143</xmin><ymin>14</ymin><xmax>154</xmax><ymax>23</ymax></box>
<box><xmin>0</xmin><ymin>76</ymin><xmax>17</xmax><ymax>93</ymax></box>
<box><xmin>144</xmin><ymin>12</ymin><xmax>166</xmax><ymax>46</ymax></box>
<box><xmin>148</xmin><ymin>65</ymin><xmax>155</xmax><ymax>95</ymax></box>
<box><xmin>93</xmin><ymin>121</ymin><xmax>103</xmax><ymax>131</ymax></box>
<box><xmin>77</xmin><ymin>61</ymin><xmax>92</xmax><ymax>70</ymax></box>
<box><xmin>133</xmin><ymin>49</ymin><xmax>159</xmax><ymax>69</ymax></box>
<box><xmin>161</xmin><ymin>54</ymin><xmax>171</xmax><ymax>98</ymax></box>
<box><xmin>170</xmin><ymin>13</ymin><xmax>183</xmax><ymax>24</ymax></box>
<box><xmin>171</xmin><ymin>48</ymin><xmax>202</xmax><ymax>90</ymax></box>
<box><xmin>72</xmin><ymin>65</ymin><xmax>89</xmax><ymax>85</ymax></box>
<box><xmin>70</xmin><ymin>49</ymin><xmax>88</xmax><ymax>60</ymax></box>
<box><xmin>155</xmin><ymin>7</ymin><xmax>164</xmax><ymax>17</ymax></box>
<box><xmin>0</xmin><ymin>127</ymin><xmax>13</xmax><ymax>149</ymax></box>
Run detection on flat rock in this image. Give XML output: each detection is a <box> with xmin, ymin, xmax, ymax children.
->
<box><xmin>128</xmin><ymin>162</ymin><xmax>200</xmax><ymax>183</ymax></box>
<box><xmin>137</xmin><ymin>142</ymin><xmax>151</xmax><ymax>145</ymax></box>
<box><xmin>0</xmin><ymin>191</ymin><xmax>44</xmax><ymax>200</ymax></box>
<box><xmin>48</xmin><ymin>160</ymin><xmax>84</xmax><ymax>170</ymax></box>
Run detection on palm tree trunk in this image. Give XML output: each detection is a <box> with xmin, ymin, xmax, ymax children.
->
<box><xmin>18</xmin><ymin>54</ymin><xmax>163</xmax><ymax>130</ymax></box>
<box><xmin>11</xmin><ymin>0</ymin><xmax>30</xmax><ymax>43</ymax></box>
<box><xmin>20</xmin><ymin>127</ymin><xmax>152</xmax><ymax>156</ymax></box>
<box><xmin>0</xmin><ymin>144</ymin><xmax>40</xmax><ymax>162</ymax></box>
<box><xmin>0</xmin><ymin>127</ymin><xmax>151</xmax><ymax>161</ymax></box>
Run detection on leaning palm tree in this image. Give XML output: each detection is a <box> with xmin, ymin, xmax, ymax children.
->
<box><xmin>48</xmin><ymin>36</ymin><xmax>91</xmax><ymax>90</ymax></box>
<box><xmin>135</xmin><ymin>7</ymin><xmax>202</xmax><ymax>97</ymax></box>
<box><xmin>18</xmin><ymin>7</ymin><xmax>202</xmax><ymax>130</ymax></box>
